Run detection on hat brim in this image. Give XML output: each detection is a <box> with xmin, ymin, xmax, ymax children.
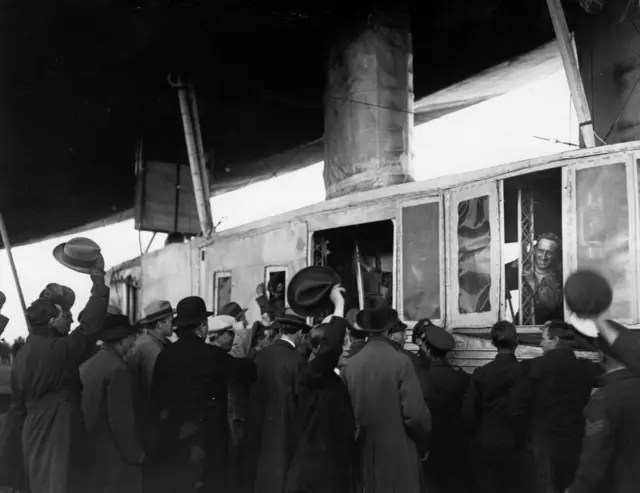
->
<box><xmin>137</xmin><ymin>309</ymin><xmax>176</xmax><ymax>326</ymax></box>
<box><xmin>173</xmin><ymin>311</ymin><xmax>214</xmax><ymax>328</ymax></box>
<box><xmin>566</xmin><ymin>313</ymin><xmax>599</xmax><ymax>338</ymax></box>
<box><xmin>287</xmin><ymin>266</ymin><xmax>342</xmax><ymax>318</ymax></box>
<box><xmin>52</xmin><ymin>242</ymin><xmax>96</xmax><ymax>274</ymax></box>
<box><xmin>274</xmin><ymin>317</ymin><xmax>310</xmax><ymax>331</ymax></box>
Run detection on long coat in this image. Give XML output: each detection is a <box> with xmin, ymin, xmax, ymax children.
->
<box><xmin>344</xmin><ymin>336</ymin><xmax>431</xmax><ymax>493</ymax></box>
<box><xmin>80</xmin><ymin>347</ymin><xmax>144</xmax><ymax>493</ymax></box>
<box><xmin>568</xmin><ymin>368</ymin><xmax>640</xmax><ymax>493</ymax></box>
<box><xmin>152</xmin><ymin>331</ymin><xmax>256</xmax><ymax>493</ymax></box>
<box><xmin>241</xmin><ymin>338</ymin><xmax>306</xmax><ymax>493</ymax></box>
<box><xmin>285</xmin><ymin>317</ymin><xmax>355</xmax><ymax>493</ymax></box>
<box><xmin>0</xmin><ymin>290</ymin><xmax>108</xmax><ymax>493</ymax></box>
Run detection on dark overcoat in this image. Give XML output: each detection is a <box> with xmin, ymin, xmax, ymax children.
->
<box><xmin>152</xmin><ymin>331</ymin><xmax>256</xmax><ymax>493</ymax></box>
<box><xmin>285</xmin><ymin>317</ymin><xmax>355</xmax><ymax>493</ymax></box>
<box><xmin>344</xmin><ymin>336</ymin><xmax>431</xmax><ymax>493</ymax></box>
<box><xmin>526</xmin><ymin>348</ymin><xmax>602</xmax><ymax>492</ymax></box>
<box><xmin>80</xmin><ymin>347</ymin><xmax>144</xmax><ymax>493</ymax></box>
<box><xmin>241</xmin><ymin>338</ymin><xmax>306</xmax><ymax>493</ymax></box>
<box><xmin>422</xmin><ymin>359</ymin><xmax>470</xmax><ymax>493</ymax></box>
<box><xmin>0</xmin><ymin>289</ymin><xmax>108</xmax><ymax>493</ymax></box>
<box><xmin>569</xmin><ymin>368</ymin><xmax>640</xmax><ymax>493</ymax></box>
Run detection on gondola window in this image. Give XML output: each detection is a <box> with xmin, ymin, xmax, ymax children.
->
<box><xmin>401</xmin><ymin>200</ymin><xmax>442</xmax><ymax>321</ymax></box>
<box><xmin>214</xmin><ymin>272</ymin><xmax>232</xmax><ymax>314</ymax></box>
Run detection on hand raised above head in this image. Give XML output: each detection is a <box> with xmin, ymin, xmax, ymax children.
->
<box><xmin>330</xmin><ymin>284</ymin><xmax>346</xmax><ymax>306</ymax></box>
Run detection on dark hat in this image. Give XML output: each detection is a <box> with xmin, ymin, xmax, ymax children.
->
<box><xmin>275</xmin><ymin>308</ymin><xmax>311</xmax><ymax>331</ymax></box>
<box><xmin>138</xmin><ymin>300</ymin><xmax>175</xmax><ymax>325</ymax></box>
<box><xmin>355</xmin><ymin>308</ymin><xmax>401</xmax><ymax>333</ymax></box>
<box><xmin>565</xmin><ymin>269</ymin><xmax>613</xmax><ymax>318</ymax></box>
<box><xmin>100</xmin><ymin>314</ymin><xmax>138</xmax><ymax>342</ymax></box>
<box><xmin>412</xmin><ymin>318</ymin><xmax>434</xmax><ymax>345</ymax></box>
<box><xmin>491</xmin><ymin>320</ymin><xmax>518</xmax><ymax>344</ymax></box>
<box><xmin>26</xmin><ymin>299</ymin><xmax>60</xmax><ymax>326</ymax></box>
<box><xmin>219</xmin><ymin>301</ymin><xmax>247</xmax><ymax>321</ymax></box>
<box><xmin>173</xmin><ymin>296</ymin><xmax>214</xmax><ymax>329</ymax></box>
<box><xmin>287</xmin><ymin>266</ymin><xmax>342</xmax><ymax>318</ymax></box>
<box><xmin>388</xmin><ymin>319</ymin><xmax>408</xmax><ymax>335</ymax></box>
<box><xmin>425</xmin><ymin>324</ymin><xmax>455</xmax><ymax>352</ymax></box>
<box><xmin>39</xmin><ymin>283</ymin><xmax>76</xmax><ymax>311</ymax></box>
<box><xmin>52</xmin><ymin>237</ymin><xmax>102</xmax><ymax>274</ymax></box>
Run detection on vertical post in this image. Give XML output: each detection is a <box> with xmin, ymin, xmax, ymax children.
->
<box><xmin>546</xmin><ymin>0</ymin><xmax>597</xmax><ymax>147</ymax></box>
<box><xmin>169</xmin><ymin>75</ymin><xmax>214</xmax><ymax>238</ymax></box>
<box><xmin>0</xmin><ymin>211</ymin><xmax>29</xmax><ymax>328</ymax></box>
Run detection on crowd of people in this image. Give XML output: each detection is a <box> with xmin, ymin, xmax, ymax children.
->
<box><xmin>0</xmin><ymin>244</ymin><xmax>639</xmax><ymax>493</ymax></box>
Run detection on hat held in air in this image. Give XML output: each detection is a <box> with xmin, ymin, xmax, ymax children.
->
<box><xmin>564</xmin><ymin>269</ymin><xmax>613</xmax><ymax>337</ymax></box>
<box><xmin>287</xmin><ymin>266</ymin><xmax>342</xmax><ymax>318</ymax></box>
<box><xmin>52</xmin><ymin>237</ymin><xmax>103</xmax><ymax>274</ymax></box>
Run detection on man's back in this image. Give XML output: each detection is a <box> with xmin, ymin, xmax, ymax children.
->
<box><xmin>345</xmin><ymin>337</ymin><xmax>430</xmax><ymax>493</ymax></box>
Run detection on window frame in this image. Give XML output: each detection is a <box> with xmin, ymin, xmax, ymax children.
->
<box><xmin>396</xmin><ymin>194</ymin><xmax>446</xmax><ymax>326</ymax></box>
<box><xmin>264</xmin><ymin>265</ymin><xmax>289</xmax><ymax>307</ymax></box>
<box><xmin>213</xmin><ymin>271</ymin><xmax>233</xmax><ymax>314</ymax></box>
<box><xmin>446</xmin><ymin>181</ymin><xmax>502</xmax><ymax>328</ymax></box>
<box><xmin>562</xmin><ymin>152</ymin><xmax>639</xmax><ymax>324</ymax></box>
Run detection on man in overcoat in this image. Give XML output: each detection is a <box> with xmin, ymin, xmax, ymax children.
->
<box><xmin>152</xmin><ymin>296</ymin><xmax>256</xmax><ymax>493</ymax></box>
<box><xmin>344</xmin><ymin>307</ymin><xmax>431</xmax><ymax>493</ymax></box>
<box><xmin>80</xmin><ymin>314</ymin><xmax>145</xmax><ymax>493</ymax></box>
<box><xmin>419</xmin><ymin>322</ymin><xmax>470</xmax><ymax>493</ymax></box>
<box><xmin>285</xmin><ymin>285</ymin><xmax>355</xmax><ymax>493</ymax></box>
<box><xmin>463</xmin><ymin>320</ymin><xmax>532</xmax><ymax>493</ymax></box>
<box><xmin>240</xmin><ymin>308</ymin><xmax>311</xmax><ymax>493</ymax></box>
<box><xmin>566</xmin><ymin>334</ymin><xmax>640</xmax><ymax>493</ymax></box>
<box><xmin>0</xmin><ymin>264</ymin><xmax>109</xmax><ymax>493</ymax></box>
<box><xmin>526</xmin><ymin>320</ymin><xmax>601</xmax><ymax>493</ymax></box>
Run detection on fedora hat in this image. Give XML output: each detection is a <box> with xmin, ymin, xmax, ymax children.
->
<box><xmin>39</xmin><ymin>283</ymin><xmax>76</xmax><ymax>311</ymax></box>
<box><xmin>355</xmin><ymin>308</ymin><xmax>402</xmax><ymax>333</ymax></box>
<box><xmin>218</xmin><ymin>301</ymin><xmax>247</xmax><ymax>321</ymax></box>
<box><xmin>53</xmin><ymin>237</ymin><xmax>102</xmax><ymax>274</ymax></box>
<box><xmin>275</xmin><ymin>308</ymin><xmax>311</xmax><ymax>332</ymax></box>
<box><xmin>287</xmin><ymin>266</ymin><xmax>342</xmax><ymax>318</ymax></box>
<box><xmin>138</xmin><ymin>300</ymin><xmax>175</xmax><ymax>325</ymax></box>
<box><xmin>173</xmin><ymin>296</ymin><xmax>214</xmax><ymax>329</ymax></box>
<box><xmin>100</xmin><ymin>314</ymin><xmax>138</xmax><ymax>342</ymax></box>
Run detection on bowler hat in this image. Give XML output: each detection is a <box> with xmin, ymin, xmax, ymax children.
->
<box><xmin>39</xmin><ymin>283</ymin><xmax>76</xmax><ymax>311</ymax></box>
<box><xmin>565</xmin><ymin>269</ymin><xmax>613</xmax><ymax>337</ymax></box>
<box><xmin>425</xmin><ymin>324</ymin><xmax>455</xmax><ymax>352</ymax></box>
<box><xmin>100</xmin><ymin>314</ymin><xmax>138</xmax><ymax>342</ymax></box>
<box><xmin>219</xmin><ymin>301</ymin><xmax>247</xmax><ymax>321</ymax></box>
<box><xmin>173</xmin><ymin>296</ymin><xmax>214</xmax><ymax>329</ymax></box>
<box><xmin>287</xmin><ymin>266</ymin><xmax>342</xmax><ymax>318</ymax></box>
<box><xmin>53</xmin><ymin>237</ymin><xmax>102</xmax><ymax>274</ymax></box>
<box><xmin>138</xmin><ymin>300</ymin><xmax>175</xmax><ymax>325</ymax></box>
<box><xmin>275</xmin><ymin>308</ymin><xmax>311</xmax><ymax>332</ymax></box>
<box><xmin>355</xmin><ymin>308</ymin><xmax>401</xmax><ymax>333</ymax></box>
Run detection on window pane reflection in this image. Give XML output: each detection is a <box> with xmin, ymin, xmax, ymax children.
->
<box><xmin>457</xmin><ymin>196</ymin><xmax>492</xmax><ymax>314</ymax></box>
<box><xmin>402</xmin><ymin>201</ymin><xmax>441</xmax><ymax>320</ymax></box>
<box><xmin>576</xmin><ymin>162</ymin><xmax>631</xmax><ymax>318</ymax></box>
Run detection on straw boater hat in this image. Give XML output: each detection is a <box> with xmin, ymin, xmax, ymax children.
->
<box><xmin>137</xmin><ymin>300</ymin><xmax>175</xmax><ymax>325</ymax></box>
<box><xmin>52</xmin><ymin>237</ymin><xmax>102</xmax><ymax>274</ymax></box>
<box><xmin>209</xmin><ymin>315</ymin><xmax>236</xmax><ymax>335</ymax></box>
<box><xmin>173</xmin><ymin>296</ymin><xmax>214</xmax><ymax>329</ymax></box>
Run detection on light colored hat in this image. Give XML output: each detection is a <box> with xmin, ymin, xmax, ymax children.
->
<box><xmin>138</xmin><ymin>300</ymin><xmax>174</xmax><ymax>325</ymax></box>
<box><xmin>52</xmin><ymin>237</ymin><xmax>102</xmax><ymax>274</ymax></box>
<box><xmin>209</xmin><ymin>315</ymin><xmax>236</xmax><ymax>334</ymax></box>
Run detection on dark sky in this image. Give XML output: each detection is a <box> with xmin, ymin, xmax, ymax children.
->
<box><xmin>0</xmin><ymin>0</ymin><xmax>580</xmax><ymax>247</ymax></box>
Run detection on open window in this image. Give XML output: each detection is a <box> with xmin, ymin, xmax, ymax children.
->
<box><xmin>563</xmin><ymin>154</ymin><xmax>638</xmax><ymax>323</ymax></box>
<box><xmin>447</xmin><ymin>182</ymin><xmax>501</xmax><ymax>327</ymax></box>
<box><xmin>502</xmin><ymin>168</ymin><xmax>564</xmax><ymax>326</ymax></box>
<box><xmin>265</xmin><ymin>266</ymin><xmax>287</xmax><ymax>310</ymax></box>
<box><xmin>397</xmin><ymin>196</ymin><xmax>445</xmax><ymax>324</ymax></box>
<box><xmin>311</xmin><ymin>220</ymin><xmax>394</xmax><ymax>321</ymax></box>
<box><xmin>214</xmin><ymin>271</ymin><xmax>232</xmax><ymax>314</ymax></box>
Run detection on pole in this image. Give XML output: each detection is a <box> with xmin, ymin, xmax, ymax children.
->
<box><xmin>546</xmin><ymin>0</ymin><xmax>597</xmax><ymax>148</ymax></box>
<box><xmin>0</xmin><ymin>211</ymin><xmax>29</xmax><ymax>327</ymax></box>
<box><xmin>168</xmin><ymin>74</ymin><xmax>214</xmax><ymax>237</ymax></box>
